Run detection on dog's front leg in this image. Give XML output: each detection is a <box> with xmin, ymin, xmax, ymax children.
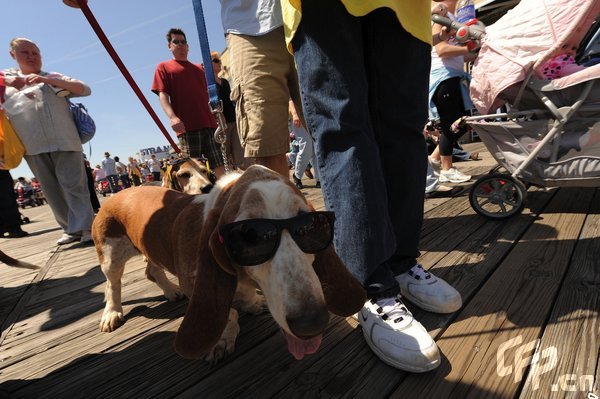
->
<box><xmin>204</xmin><ymin>308</ymin><xmax>240</xmax><ymax>364</ymax></box>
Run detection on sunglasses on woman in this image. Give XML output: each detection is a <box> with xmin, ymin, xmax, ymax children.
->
<box><xmin>218</xmin><ymin>211</ymin><xmax>335</xmax><ymax>266</ymax></box>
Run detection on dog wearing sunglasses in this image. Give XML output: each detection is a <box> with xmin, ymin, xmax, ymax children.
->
<box><xmin>161</xmin><ymin>157</ymin><xmax>216</xmax><ymax>194</ymax></box>
<box><xmin>92</xmin><ymin>165</ymin><xmax>366</xmax><ymax>363</ymax></box>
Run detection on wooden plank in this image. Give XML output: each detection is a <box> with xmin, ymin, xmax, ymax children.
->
<box><xmin>0</xmin><ymin>263</ymin><xmax>173</xmax><ymax>369</ymax></box>
<box><xmin>172</xmin><ymin>316</ymin><xmax>352</xmax><ymax>398</ymax></box>
<box><xmin>393</xmin><ymin>187</ymin><xmax>594</xmax><ymax>399</ymax></box>
<box><xmin>519</xmin><ymin>189</ymin><xmax>600</xmax><ymax>399</ymax></box>
<box><xmin>0</xmin><ymin>248</ymin><xmax>62</xmax><ymax>346</ymax></box>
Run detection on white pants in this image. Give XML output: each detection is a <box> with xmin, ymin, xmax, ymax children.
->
<box><xmin>25</xmin><ymin>151</ymin><xmax>94</xmax><ymax>234</ymax></box>
<box><xmin>291</xmin><ymin>124</ymin><xmax>319</xmax><ymax>181</ymax></box>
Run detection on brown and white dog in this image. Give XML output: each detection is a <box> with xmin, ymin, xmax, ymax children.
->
<box><xmin>92</xmin><ymin>165</ymin><xmax>365</xmax><ymax>362</ymax></box>
<box><xmin>161</xmin><ymin>157</ymin><xmax>216</xmax><ymax>194</ymax></box>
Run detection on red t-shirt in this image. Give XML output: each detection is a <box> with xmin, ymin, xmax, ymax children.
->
<box><xmin>151</xmin><ymin>59</ymin><xmax>217</xmax><ymax>134</ymax></box>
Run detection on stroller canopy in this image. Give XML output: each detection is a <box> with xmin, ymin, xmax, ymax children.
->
<box><xmin>470</xmin><ymin>0</ymin><xmax>600</xmax><ymax>114</ymax></box>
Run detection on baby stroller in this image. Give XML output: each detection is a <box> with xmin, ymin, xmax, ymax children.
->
<box><xmin>465</xmin><ymin>0</ymin><xmax>600</xmax><ymax>219</ymax></box>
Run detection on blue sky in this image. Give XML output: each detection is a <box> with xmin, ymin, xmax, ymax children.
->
<box><xmin>1</xmin><ymin>0</ymin><xmax>225</xmax><ymax>179</ymax></box>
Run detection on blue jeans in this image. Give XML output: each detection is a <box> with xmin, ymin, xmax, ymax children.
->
<box><xmin>293</xmin><ymin>2</ymin><xmax>429</xmax><ymax>296</ymax></box>
<box><xmin>106</xmin><ymin>174</ymin><xmax>119</xmax><ymax>193</ymax></box>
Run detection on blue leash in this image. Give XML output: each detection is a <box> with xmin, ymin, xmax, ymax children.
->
<box><xmin>191</xmin><ymin>0</ymin><xmax>230</xmax><ymax>171</ymax></box>
<box><xmin>191</xmin><ymin>0</ymin><xmax>219</xmax><ymax>108</ymax></box>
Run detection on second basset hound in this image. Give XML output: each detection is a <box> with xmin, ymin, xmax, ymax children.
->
<box><xmin>92</xmin><ymin>165</ymin><xmax>365</xmax><ymax>362</ymax></box>
<box><xmin>161</xmin><ymin>157</ymin><xmax>216</xmax><ymax>194</ymax></box>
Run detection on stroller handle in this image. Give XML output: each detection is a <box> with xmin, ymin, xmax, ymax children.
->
<box><xmin>432</xmin><ymin>14</ymin><xmax>486</xmax><ymax>42</ymax></box>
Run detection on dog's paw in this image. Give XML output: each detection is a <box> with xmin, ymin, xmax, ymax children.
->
<box><xmin>163</xmin><ymin>284</ymin><xmax>185</xmax><ymax>302</ymax></box>
<box><xmin>204</xmin><ymin>309</ymin><xmax>240</xmax><ymax>365</ymax></box>
<box><xmin>99</xmin><ymin>310</ymin><xmax>124</xmax><ymax>332</ymax></box>
<box><xmin>204</xmin><ymin>326</ymin><xmax>240</xmax><ymax>365</ymax></box>
<box><xmin>204</xmin><ymin>339</ymin><xmax>235</xmax><ymax>365</ymax></box>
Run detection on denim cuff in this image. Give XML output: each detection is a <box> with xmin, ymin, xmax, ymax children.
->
<box><xmin>365</xmin><ymin>283</ymin><xmax>400</xmax><ymax>300</ymax></box>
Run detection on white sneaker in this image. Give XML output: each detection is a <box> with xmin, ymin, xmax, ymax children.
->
<box><xmin>80</xmin><ymin>230</ymin><xmax>93</xmax><ymax>244</ymax></box>
<box><xmin>358</xmin><ymin>295</ymin><xmax>440</xmax><ymax>372</ymax></box>
<box><xmin>438</xmin><ymin>167</ymin><xmax>471</xmax><ymax>183</ymax></box>
<box><xmin>56</xmin><ymin>233</ymin><xmax>79</xmax><ymax>245</ymax></box>
<box><xmin>396</xmin><ymin>264</ymin><xmax>462</xmax><ymax>314</ymax></box>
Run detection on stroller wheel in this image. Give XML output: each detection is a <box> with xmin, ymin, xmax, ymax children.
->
<box><xmin>469</xmin><ymin>174</ymin><xmax>527</xmax><ymax>219</ymax></box>
<box><xmin>22</xmin><ymin>217</ymin><xmax>30</xmax><ymax>224</ymax></box>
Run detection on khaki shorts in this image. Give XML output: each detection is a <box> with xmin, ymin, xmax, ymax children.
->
<box><xmin>227</xmin><ymin>27</ymin><xmax>303</xmax><ymax>158</ymax></box>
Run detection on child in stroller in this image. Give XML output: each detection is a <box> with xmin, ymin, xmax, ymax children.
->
<box><xmin>464</xmin><ymin>0</ymin><xmax>600</xmax><ymax>219</ymax></box>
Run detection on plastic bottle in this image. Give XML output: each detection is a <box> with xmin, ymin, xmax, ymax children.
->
<box><xmin>456</xmin><ymin>0</ymin><xmax>476</xmax><ymax>24</ymax></box>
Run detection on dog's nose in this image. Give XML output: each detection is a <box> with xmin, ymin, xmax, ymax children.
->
<box><xmin>201</xmin><ymin>184</ymin><xmax>214</xmax><ymax>194</ymax></box>
<box><xmin>286</xmin><ymin>307</ymin><xmax>329</xmax><ymax>338</ymax></box>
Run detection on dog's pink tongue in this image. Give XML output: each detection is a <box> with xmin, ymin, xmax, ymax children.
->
<box><xmin>284</xmin><ymin>331</ymin><xmax>323</xmax><ymax>360</ymax></box>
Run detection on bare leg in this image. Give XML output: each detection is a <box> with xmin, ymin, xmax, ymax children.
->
<box><xmin>252</xmin><ymin>154</ymin><xmax>289</xmax><ymax>178</ymax></box>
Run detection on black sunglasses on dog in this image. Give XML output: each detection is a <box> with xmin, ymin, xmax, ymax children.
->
<box><xmin>218</xmin><ymin>211</ymin><xmax>335</xmax><ymax>266</ymax></box>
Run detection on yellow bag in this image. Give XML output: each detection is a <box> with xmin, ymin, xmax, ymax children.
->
<box><xmin>0</xmin><ymin>109</ymin><xmax>25</xmax><ymax>170</ymax></box>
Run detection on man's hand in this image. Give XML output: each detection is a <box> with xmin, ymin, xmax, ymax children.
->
<box><xmin>170</xmin><ymin>116</ymin><xmax>186</xmax><ymax>134</ymax></box>
<box><xmin>292</xmin><ymin>115</ymin><xmax>302</xmax><ymax>128</ymax></box>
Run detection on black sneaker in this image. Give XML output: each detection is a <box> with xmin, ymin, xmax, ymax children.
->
<box><xmin>4</xmin><ymin>229</ymin><xmax>29</xmax><ymax>238</ymax></box>
<box><xmin>292</xmin><ymin>174</ymin><xmax>303</xmax><ymax>189</ymax></box>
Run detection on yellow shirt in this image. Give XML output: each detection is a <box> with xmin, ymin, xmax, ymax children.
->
<box><xmin>281</xmin><ymin>0</ymin><xmax>432</xmax><ymax>53</ymax></box>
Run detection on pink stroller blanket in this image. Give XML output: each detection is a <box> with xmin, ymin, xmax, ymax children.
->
<box><xmin>470</xmin><ymin>0</ymin><xmax>600</xmax><ymax>114</ymax></box>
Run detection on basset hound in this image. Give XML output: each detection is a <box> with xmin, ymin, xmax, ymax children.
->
<box><xmin>161</xmin><ymin>157</ymin><xmax>216</xmax><ymax>194</ymax></box>
<box><xmin>92</xmin><ymin>165</ymin><xmax>366</xmax><ymax>362</ymax></box>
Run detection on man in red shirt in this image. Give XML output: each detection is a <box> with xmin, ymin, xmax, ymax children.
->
<box><xmin>152</xmin><ymin>28</ymin><xmax>224</xmax><ymax>178</ymax></box>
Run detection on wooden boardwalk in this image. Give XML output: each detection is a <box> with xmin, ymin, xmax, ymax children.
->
<box><xmin>0</xmin><ymin>142</ymin><xmax>598</xmax><ymax>399</ymax></box>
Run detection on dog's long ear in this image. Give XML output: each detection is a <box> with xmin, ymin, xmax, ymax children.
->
<box><xmin>313</xmin><ymin>247</ymin><xmax>366</xmax><ymax>316</ymax></box>
<box><xmin>174</xmin><ymin>207</ymin><xmax>237</xmax><ymax>359</ymax></box>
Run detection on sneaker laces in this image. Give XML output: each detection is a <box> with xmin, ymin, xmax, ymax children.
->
<box><xmin>373</xmin><ymin>296</ymin><xmax>411</xmax><ymax>324</ymax></box>
<box><xmin>407</xmin><ymin>264</ymin><xmax>432</xmax><ymax>281</ymax></box>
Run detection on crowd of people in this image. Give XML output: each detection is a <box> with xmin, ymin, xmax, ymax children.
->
<box><xmin>0</xmin><ymin>0</ymin><xmax>487</xmax><ymax>374</ymax></box>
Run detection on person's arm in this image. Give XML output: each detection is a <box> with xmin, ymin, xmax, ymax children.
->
<box><xmin>288</xmin><ymin>99</ymin><xmax>302</xmax><ymax>128</ymax></box>
<box><xmin>24</xmin><ymin>74</ymin><xmax>89</xmax><ymax>96</ymax></box>
<box><xmin>158</xmin><ymin>91</ymin><xmax>186</xmax><ymax>134</ymax></box>
<box><xmin>3</xmin><ymin>75</ymin><xmax>27</xmax><ymax>90</ymax></box>
<box><xmin>432</xmin><ymin>27</ymin><xmax>451</xmax><ymax>46</ymax></box>
<box><xmin>432</xmin><ymin>23</ymin><xmax>477</xmax><ymax>61</ymax></box>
